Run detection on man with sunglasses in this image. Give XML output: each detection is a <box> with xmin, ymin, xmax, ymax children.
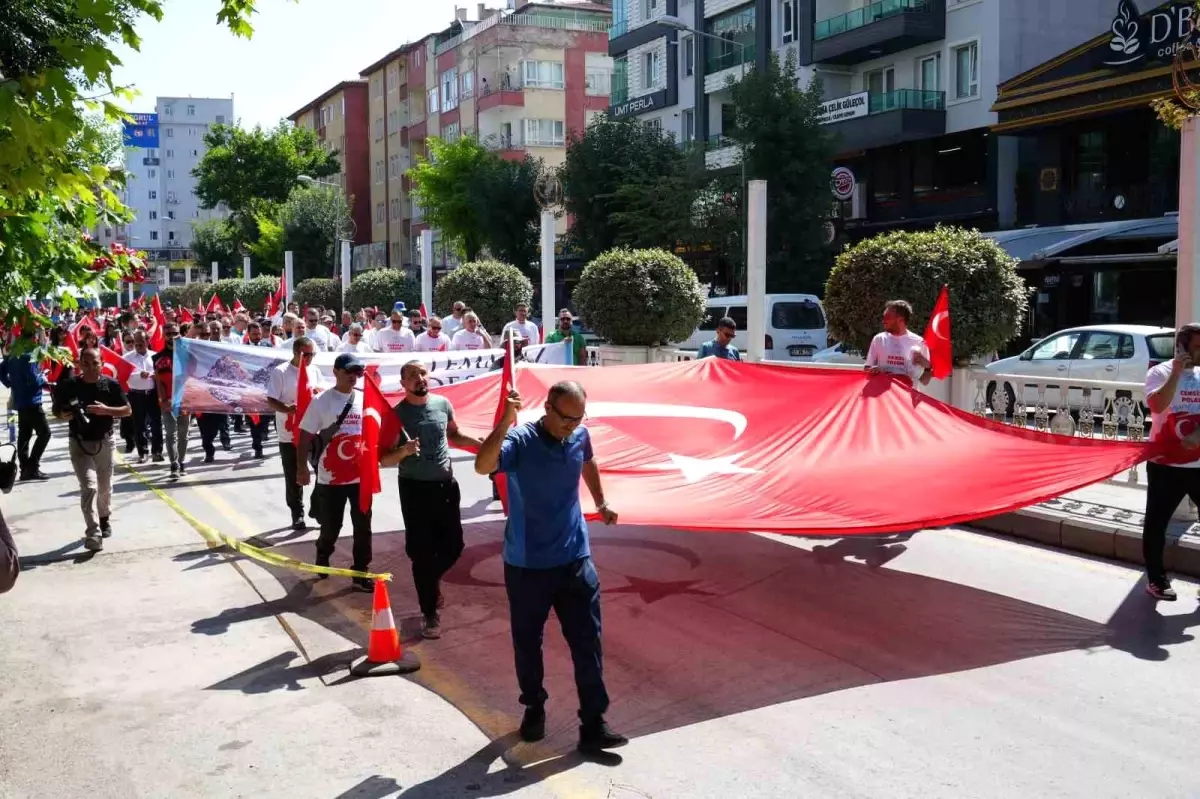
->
<box><xmin>267</xmin><ymin>336</ymin><xmax>324</xmax><ymax>530</ymax></box>
<box><xmin>414</xmin><ymin>316</ymin><xmax>449</xmax><ymax>352</ymax></box>
<box><xmin>373</xmin><ymin>310</ymin><xmax>417</xmax><ymax>353</ymax></box>
<box><xmin>298</xmin><ymin>352</ymin><xmax>373</xmax><ymax>592</ymax></box>
<box><xmin>154</xmin><ymin>323</ymin><xmax>192</xmax><ymax>478</ymax></box>
<box><xmin>442</xmin><ymin>301</ymin><xmax>467</xmax><ymax>339</ymax></box>
<box><xmin>475</xmin><ymin>381</ymin><xmax>625</xmax><ymax>755</ymax></box>
<box><xmin>697</xmin><ymin>316</ymin><xmax>742</xmax><ymax>361</ymax></box>
<box><xmin>544</xmin><ymin>309</ymin><xmax>585</xmax><ymax>366</ymax></box>
<box><xmin>408</xmin><ymin>310</ymin><xmax>426</xmax><ymax>337</ymax></box>
<box><xmin>338</xmin><ymin>323</ymin><xmax>372</xmax><ymax>353</ymax></box>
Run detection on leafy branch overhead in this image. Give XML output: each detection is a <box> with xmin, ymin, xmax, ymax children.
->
<box><xmin>0</xmin><ymin>0</ymin><xmax>287</xmax><ymax>323</ymax></box>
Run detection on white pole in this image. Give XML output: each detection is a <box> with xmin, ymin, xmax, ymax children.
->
<box><xmin>211</xmin><ymin>261</ymin><xmax>218</xmax><ymax>284</ymax></box>
<box><xmin>184</xmin><ymin>264</ymin><xmax>191</xmax><ymax>285</ymax></box>
<box><xmin>540</xmin><ymin>209</ymin><xmax>556</xmax><ymax>336</ymax></box>
<box><xmin>243</xmin><ymin>255</ymin><xmax>252</xmax><ymax>280</ymax></box>
<box><xmin>340</xmin><ymin>239</ymin><xmax>352</xmax><ymax>312</ymax></box>
<box><xmin>420</xmin><ymin>229</ymin><xmax>434</xmax><ymax>312</ymax></box>
<box><xmin>284</xmin><ymin>251</ymin><xmax>295</xmax><ymax>307</ymax></box>
<box><xmin>746</xmin><ymin>179</ymin><xmax>767</xmax><ymax>362</ymax></box>
<box><xmin>1178</xmin><ymin>117</ymin><xmax>1200</xmax><ymax>326</ymax></box>
<box><xmin>127</xmin><ymin>281</ymin><xmax>134</xmax><ymax>307</ymax></box>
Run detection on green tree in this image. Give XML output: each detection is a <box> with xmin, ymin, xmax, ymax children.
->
<box><xmin>730</xmin><ymin>51</ymin><xmax>836</xmax><ymax>294</ymax></box>
<box><xmin>433</xmin><ymin>260</ymin><xmax>533</xmax><ymax>333</ymax></box>
<box><xmin>559</xmin><ymin>116</ymin><xmax>699</xmax><ymax>261</ymax></box>
<box><xmin>412</xmin><ymin>136</ymin><xmax>493</xmax><ymax>260</ymax></box>
<box><xmin>190</xmin><ymin>219</ymin><xmax>243</xmax><ymax>279</ymax></box>
<box><xmin>276</xmin><ymin>186</ymin><xmax>353</xmax><ymax>283</ymax></box>
<box><xmin>192</xmin><ymin>122</ymin><xmax>340</xmax><ymax>225</ymax></box>
<box><xmin>473</xmin><ymin>151</ymin><xmax>542</xmax><ymax>270</ymax></box>
<box><xmin>0</xmin><ymin>0</ymin><xmax>271</xmax><ymax>327</ymax></box>
<box><xmin>246</xmin><ymin>214</ymin><xmax>285</xmax><ymax>273</ymax></box>
<box><xmin>293</xmin><ymin>278</ymin><xmax>344</xmax><ymax>314</ymax></box>
<box><xmin>573</xmin><ymin>248</ymin><xmax>706</xmax><ymax>347</ymax></box>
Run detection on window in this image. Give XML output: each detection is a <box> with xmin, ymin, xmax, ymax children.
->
<box><xmin>413</xmin><ymin>48</ymin><xmax>422</xmax><ymax>69</ymax></box>
<box><xmin>521</xmin><ymin>60</ymin><xmax>565</xmax><ymax>89</ymax></box>
<box><xmin>187</xmin><ymin>104</ymin><xmax>196</xmax><ymax>116</ymax></box>
<box><xmin>166</xmin><ymin>149</ymin><xmax>174</xmax><ymax>158</ymax></box>
<box><xmin>150</xmin><ymin>231</ymin><xmax>159</xmax><ymax>241</ymax></box>
<box><xmin>442</xmin><ymin>68</ymin><xmax>459</xmax><ymax>110</ymax></box>
<box><xmin>168</xmin><ymin>231</ymin><xmax>176</xmax><ymax>242</ymax></box>
<box><xmin>166</xmin><ymin>191</ymin><xmax>176</xmax><ymax>202</ymax></box>
<box><xmin>919</xmin><ymin>53</ymin><xmax>940</xmax><ymax>92</ymax></box>
<box><xmin>166</xmin><ymin>128</ymin><xmax>174</xmax><ymax>138</ymax></box>
<box><xmin>643</xmin><ymin>51</ymin><xmax>660</xmax><ymax>89</ymax></box>
<box><xmin>167</xmin><ymin>211</ymin><xmax>175</xmax><ymax>220</ymax></box>
<box><xmin>1030</xmin><ymin>332</ymin><xmax>1082</xmax><ymax>360</ymax></box>
<box><xmin>771</xmin><ymin>300</ymin><xmax>826</xmax><ymax>330</ymax></box>
<box><xmin>866</xmin><ymin>66</ymin><xmax>895</xmax><ymax>96</ymax></box>
<box><xmin>461</xmin><ymin>71</ymin><xmax>474</xmax><ymax>99</ymax></box>
<box><xmin>643</xmin><ymin>0</ymin><xmax>657</xmax><ymax>18</ymax></box>
<box><xmin>166</xmin><ymin>169</ymin><xmax>174</xmax><ymax>179</ymax></box>
<box><xmin>523</xmin><ymin>118</ymin><xmax>565</xmax><ymax>146</ymax></box>
<box><xmin>194</xmin><ymin>211</ymin><xmax>200</xmax><ymax>218</ymax></box>
<box><xmin>586</xmin><ymin>68</ymin><xmax>611</xmax><ymax>96</ymax></box>
<box><xmin>375</xmin><ymin>160</ymin><xmax>384</xmax><ymax>183</ymax></box>
<box><xmin>215</xmin><ymin>115</ymin><xmax>225</xmax><ymax>124</ymax></box>
<box><xmin>781</xmin><ymin>0</ymin><xmax>797</xmax><ymax>44</ymax></box>
<box><xmin>953</xmin><ymin>41</ymin><xmax>979</xmax><ymax>99</ymax></box>
<box><xmin>682</xmin><ymin>109</ymin><xmax>695</xmax><ymax>142</ymax></box>
<box><xmin>376</xmin><ymin>203</ymin><xmax>385</xmax><ymax>224</ymax></box>
<box><xmin>442</xmin><ymin>121</ymin><xmax>460</xmax><ymax>142</ymax></box>
<box><xmin>683</xmin><ymin>36</ymin><xmax>695</xmax><ymax>76</ymax></box>
<box><xmin>705</xmin><ymin>5</ymin><xmax>756</xmax><ymax>74</ymax></box>
<box><xmin>643</xmin><ymin>118</ymin><xmax>663</xmax><ymax>134</ymax></box>
<box><xmin>149</xmin><ymin>210</ymin><xmax>158</xmax><ymax>220</ymax></box>
<box><xmin>1079</xmin><ymin>332</ymin><xmax>1131</xmax><ymax>361</ymax></box>
<box><xmin>148</xmin><ymin>168</ymin><xmax>156</xmax><ymax>178</ymax></box>
<box><xmin>192</xmin><ymin>149</ymin><xmax>198</xmax><ymax>157</ymax></box>
<box><xmin>612</xmin><ymin>56</ymin><xmax>629</xmax><ymax>104</ymax></box>
<box><xmin>163</xmin><ymin>105</ymin><xmax>173</xmax><ymax>116</ymax></box>
<box><xmin>375</xmin><ymin>117</ymin><xmax>383</xmax><ymax>141</ymax></box>
<box><xmin>428</xmin><ymin>86</ymin><xmax>439</xmax><ymax>114</ymax></box>
<box><xmin>148</xmin><ymin>190</ymin><xmax>157</xmax><ymax>200</ymax></box>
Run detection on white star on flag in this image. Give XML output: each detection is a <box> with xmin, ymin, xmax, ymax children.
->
<box><xmin>641</xmin><ymin>453</ymin><xmax>759</xmax><ymax>484</ymax></box>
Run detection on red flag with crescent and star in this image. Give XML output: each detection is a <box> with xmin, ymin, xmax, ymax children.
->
<box><xmin>286</xmin><ymin>363</ymin><xmax>314</xmax><ymax>439</ymax></box>
<box><xmin>179</xmin><ymin>307</ymin><xmax>194</xmax><ymax>324</ymax></box>
<box><xmin>1153</xmin><ymin>412</ymin><xmax>1200</xmax><ymax>465</ymax></box>
<box><xmin>206</xmin><ymin>294</ymin><xmax>223</xmax><ymax>315</ymax></box>
<box><xmin>426</xmin><ymin>359</ymin><xmax>1160</xmax><ymax>536</ymax></box>
<box><xmin>360</xmin><ymin>371</ymin><xmax>398</xmax><ymax>512</ymax></box>
<box><xmin>99</xmin><ymin>345</ymin><xmax>135</xmax><ymax>391</ymax></box>
<box><xmin>923</xmin><ymin>285</ymin><xmax>952</xmax><ymax>380</ymax></box>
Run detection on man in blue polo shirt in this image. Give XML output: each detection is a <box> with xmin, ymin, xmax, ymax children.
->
<box><xmin>475</xmin><ymin>380</ymin><xmax>627</xmax><ymax>755</ymax></box>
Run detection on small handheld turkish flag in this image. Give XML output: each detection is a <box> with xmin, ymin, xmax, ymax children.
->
<box><xmin>360</xmin><ymin>371</ymin><xmax>398</xmax><ymax>513</ymax></box>
<box><xmin>1154</xmin><ymin>412</ymin><xmax>1200</xmax><ymax>464</ymax></box>
<box><xmin>286</xmin><ymin>362</ymin><xmax>313</xmax><ymax>439</ymax></box>
<box><xmin>206</xmin><ymin>294</ymin><xmax>223</xmax><ymax>314</ymax></box>
<box><xmin>100</xmin><ymin>345</ymin><xmax>135</xmax><ymax>391</ymax></box>
<box><xmin>923</xmin><ymin>285</ymin><xmax>952</xmax><ymax>380</ymax></box>
<box><xmin>491</xmin><ymin>336</ymin><xmax>518</xmax><ymax>515</ymax></box>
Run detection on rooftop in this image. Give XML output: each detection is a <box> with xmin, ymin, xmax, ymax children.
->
<box><xmin>287</xmin><ymin>80</ymin><xmax>368</xmax><ymax>122</ymax></box>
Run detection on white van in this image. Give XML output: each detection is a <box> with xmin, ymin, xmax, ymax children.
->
<box><xmin>679</xmin><ymin>294</ymin><xmax>829</xmax><ymax>360</ymax></box>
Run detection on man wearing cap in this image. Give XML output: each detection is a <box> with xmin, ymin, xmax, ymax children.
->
<box><xmin>297</xmin><ymin>352</ymin><xmax>373</xmax><ymax>592</ymax></box>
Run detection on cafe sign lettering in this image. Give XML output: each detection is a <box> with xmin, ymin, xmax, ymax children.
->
<box><xmin>1102</xmin><ymin>0</ymin><xmax>1199</xmax><ymax>67</ymax></box>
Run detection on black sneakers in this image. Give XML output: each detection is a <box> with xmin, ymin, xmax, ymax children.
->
<box><xmin>351</xmin><ymin>577</ymin><xmax>373</xmax><ymax>593</ymax></box>
<box><xmin>291</xmin><ymin>516</ymin><xmax>306</xmax><ymax>531</ymax></box>
<box><xmin>19</xmin><ymin>470</ymin><xmax>49</xmax><ymax>481</ymax></box>
<box><xmin>99</xmin><ymin>517</ymin><xmax>112</xmax><ymax>538</ymax></box>
<box><xmin>1146</xmin><ymin>578</ymin><xmax>1178</xmax><ymax>601</ymax></box>
<box><xmin>519</xmin><ymin>706</ymin><xmax>546</xmax><ymax>742</ymax></box>
<box><xmin>578</xmin><ymin>718</ymin><xmax>628</xmax><ymax>754</ymax></box>
<box><xmin>422</xmin><ymin>614</ymin><xmax>442</xmax><ymax>639</ymax></box>
<box><xmin>169</xmin><ymin>462</ymin><xmax>179</xmax><ymax>478</ymax></box>
<box><xmin>83</xmin><ymin>532</ymin><xmax>103</xmax><ymax>552</ymax></box>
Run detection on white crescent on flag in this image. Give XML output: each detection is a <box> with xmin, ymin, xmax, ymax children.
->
<box><xmin>335</xmin><ymin>438</ymin><xmax>358</xmax><ymax>461</ymax></box>
<box><xmin>931</xmin><ymin>311</ymin><xmax>950</xmax><ymax>341</ymax></box>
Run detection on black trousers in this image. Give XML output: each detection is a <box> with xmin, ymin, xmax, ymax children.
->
<box><xmin>279</xmin><ymin>442</ymin><xmax>304</xmax><ymax>519</ymax></box>
<box><xmin>247</xmin><ymin>414</ymin><xmax>270</xmax><ymax>453</ymax></box>
<box><xmin>198</xmin><ymin>413</ymin><xmax>223</xmax><ymax>457</ymax></box>
<box><xmin>16</xmin><ymin>406</ymin><xmax>50</xmax><ymax>474</ymax></box>
<box><xmin>128</xmin><ymin>389</ymin><xmax>162</xmax><ymax>456</ymax></box>
<box><xmin>504</xmin><ymin>557</ymin><xmax>609</xmax><ymax>722</ymax></box>
<box><xmin>1143</xmin><ymin>461</ymin><xmax>1200</xmax><ymax>582</ymax></box>
<box><xmin>398</xmin><ymin>477</ymin><xmax>464</xmax><ymax>616</ymax></box>
<box><xmin>314</xmin><ymin>483</ymin><xmax>372</xmax><ymax>571</ymax></box>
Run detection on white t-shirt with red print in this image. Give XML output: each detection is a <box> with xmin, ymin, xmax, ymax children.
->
<box><xmin>299</xmin><ymin>386</ymin><xmax>364</xmax><ymax>485</ymax></box>
<box><xmin>866</xmin><ymin>331</ymin><xmax>930</xmax><ymax>383</ymax></box>
<box><xmin>266</xmin><ymin>362</ymin><xmax>323</xmax><ymax>445</ymax></box>
<box><xmin>1146</xmin><ymin>362</ymin><xmax>1200</xmax><ymax>468</ymax></box>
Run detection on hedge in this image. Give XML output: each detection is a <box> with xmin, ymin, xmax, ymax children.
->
<box><xmin>294</xmin><ymin>278</ymin><xmax>344</xmax><ymax>314</ymax></box>
<box><xmin>573</xmin><ymin>248</ymin><xmax>706</xmax><ymax>346</ymax></box>
<box><xmin>433</xmin><ymin>260</ymin><xmax>532</xmax><ymax>333</ymax></box>
<box><xmin>344</xmin><ymin>268</ymin><xmax>420</xmax><ymax>316</ymax></box>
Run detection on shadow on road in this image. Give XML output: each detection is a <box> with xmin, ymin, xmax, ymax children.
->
<box><xmin>204</xmin><ymin>648</ymin><xmax>366</xmax><ymax>693</ymax></box>
<box><xmin>1104</xmin><ymin>581</ymin><xmax>1200</xmax><ymax>661</ymax></box>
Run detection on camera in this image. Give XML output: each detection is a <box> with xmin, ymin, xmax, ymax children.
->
<box><xmin>65</xmin><ymin>397</ymin><xmax>92</xmax><ymax>429</ymax></box>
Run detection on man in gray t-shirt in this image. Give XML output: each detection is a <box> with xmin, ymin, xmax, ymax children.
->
<box><xmin>380</xmin><ymin>361</ymin><xmax>483</xmax><ymax>639</ymax></box>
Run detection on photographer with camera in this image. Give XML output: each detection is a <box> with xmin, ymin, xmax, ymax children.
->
<box><xmin>52</xmin><ymin>348</ymin><xmax>132</xmax><ymax>552</ymax></box>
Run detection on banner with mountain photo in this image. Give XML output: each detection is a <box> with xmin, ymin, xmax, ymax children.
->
<box><xmin>171</xmin><ymin>337</ymin><xmax>572</xmax><ymax>415</ymax></box>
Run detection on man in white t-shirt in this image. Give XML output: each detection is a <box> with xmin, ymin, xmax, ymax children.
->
<box><xmin>415</xmin><ymin>316</ymin><xmax>450</xmax><ymax>352</ymax></box>
<box><xmin>451</xmin><ymin>312</ymin><xmax>491</xmax><ymax>351</ymax></box>
<box><xmin>373</xmin><ymin>310</ymin><xmax>417</xmax><ymax>353</ymax></box>
<box><xmin>502</xmin><ymin>302</ymin><xmax>541</xmax><ymax>345</ymax></box>
<box><xmin>1142</xmin><ymin>323</ymin><xmax>1200</xmax><ymax>601</ymax></box>
<box><xmin>864</xmin><ymin>300</ymin><xmax>932</xmax><ymax>386</ymax></box>
<box><xmin>303</xmin><ymin>308</ymin><xmax>337</xmax><ymax>352</ymax></box>
<box><xmin>297</xmin><ymin>352</ymin><xmax>373</xmax><ymax>592</ymax></box>
<box><xmin>338</xmin><ymin>324</ymin><xmax>373</xmax><ymax>353</ymax></box>
<box><xmin>266</xmin><ymin>336</ymin><xmax>324</xmax><ymax>530</ymax></box>
<box><xmin>442</xmin><ymin>302</ymin><xmax>467</xmax><ymax>339</ymax></box>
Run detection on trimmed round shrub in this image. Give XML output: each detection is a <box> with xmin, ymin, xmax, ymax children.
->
<box><xmin>345</xmin><ymin>268</ymin><xmax>420</xmax><ymax>315</ymax></box>
<box><xmin>573</xmin><ymin>248</ymin><xmax>706</xmax><ymax>347</ymax></box>
<box><xmin>824</xmin><ymin>225</ymin><xmax>1029</xmax><ymax>361</ymax></box>
<box><xmin>294</xmin><ymin>278</ymin><xmax>343</xmax><ymax>314</ymax></box>
<box><xmin>157</xmin><ymin>284</ymin><xmax>205</xmax><ymax>310</ymax></box>
<box><xmin>434</xmin><ymin>260</ymin><xmax>533</xmax><ymax>333</ymax></box>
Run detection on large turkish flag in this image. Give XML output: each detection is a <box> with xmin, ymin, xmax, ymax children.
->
<box><xmin>434</xmin><ymin>359</ymin><xmax>1161</xmax><ymax>535</ymax></box>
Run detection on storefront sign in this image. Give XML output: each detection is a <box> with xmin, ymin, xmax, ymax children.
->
<box><xmin>830</xmin><ymin>167</ymin><xmax>856</xmax><ymax>201</ymax></box>
<box><xmin>122</xmin><ymin>113</ymin><xmax>159</xmax><ymax>148</ymax></box>
<box><xmin>610</xmin><ymin>90</ymin><xmax>667</xmax><ymax>118</ymax></box>
<box><xmin>817</xmin><ymin>92</ymin><xmax>869</xmax><ymax>125</ymax></box>
<box><xmin>1101</xmin><ymin>0</ymin><xmax>1198</xmax><ymax>67</ymax></box>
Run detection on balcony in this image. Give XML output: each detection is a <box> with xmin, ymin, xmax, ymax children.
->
<box><xmin>608</xmin><ymin>16</ymin><xmax>677</xmax><ymax>58</ymax></box>
<box><xmin>704</xmin><ymin>135</ymin><xmax>742</xmax><ymax>170</ymax></box>
<box><xmin>813</xmin><ymin>0</ymin><xmax>944</xmax><ymax>66</ymax></box>
<box><xmin>477</xmin><ymin>72</ymin><xmax>526</xmax><ymax>112</ymax></box>
<box><xmin>436</xmin><ymin>11</ymin><xmax>610</xmax><ymax>55</ymax></box>
<box><xmin>825</xmin><ymin>89</ymin><xmax>945</xmax><ymax>152</ymax></box>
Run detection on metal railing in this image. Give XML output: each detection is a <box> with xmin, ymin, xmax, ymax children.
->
<box><xmin>609</xmin><ymin>20</ymin><xmax>629</xmax><ymax>39</ymax></box>
<box><xmin>814</xmin><ymin>0</ymin><xmax>928</xmax><ymax>41</ymax></box>
<box><xmin>436</xmin><ymin>12</ymin><xmax>611</xmax><ymax>55</ymax></box>
<box><xmin>868</xmin><ymin>88</ymin><xmax>945</xmax><ymax>113</ymax></box>
<box><xmin>705</xmin><ymin>43</ymin><xmax>755</xmax><ymax>76</ymax></box>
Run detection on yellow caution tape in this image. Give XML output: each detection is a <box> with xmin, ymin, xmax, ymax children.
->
<box><xmin>117</xmin><ymin>457</ymin><xmax>392</xmax><ymax>582</ymax></box>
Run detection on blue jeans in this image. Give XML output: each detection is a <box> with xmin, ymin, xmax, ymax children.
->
<box><xmin>504</xmin><ymin>556</ymin><xmax>609</xmax><ymax>722</ymax></box>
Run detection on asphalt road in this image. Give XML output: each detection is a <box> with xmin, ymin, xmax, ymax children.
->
<box><xmin>2</xmin><ymin>415</ymin><xmax>1199</xmax><ymax>799</ymax></box>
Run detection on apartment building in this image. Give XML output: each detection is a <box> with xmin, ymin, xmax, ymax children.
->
<box><xmin>123</xmin><ymin>97</ymin><xmax>234</xmax><ymax>284</ymax></box>
<box><xmin>288</xmin><ymin>80</ymin><xmax>372</xmax><ymax>249</ymax></box>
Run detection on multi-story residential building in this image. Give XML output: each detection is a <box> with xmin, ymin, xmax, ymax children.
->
<box><xmin>288</xmin><ymin>80</ymin><xmax>372</xmax><ymax>251</ymax></box>
<box><xmin>123</xmin><ymin>97</ymin><xmax>234</xmax><ymax>284</ymax></box>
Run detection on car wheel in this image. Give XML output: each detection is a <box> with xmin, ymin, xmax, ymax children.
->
<box><xmin>985</xmin><ymin>382</ymin><xmax>1016</xmax><ymax>418</ymax></box>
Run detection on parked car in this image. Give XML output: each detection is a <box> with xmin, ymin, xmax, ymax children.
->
<box><xmin>677</xmin><ymin>294</ymin><xmax>829</xmax><ymax>360</ymax></box>
<box><xmin>984</xmin><ymin>324</ymin><xmax>1174</xmax><ymax>413</ymax></box>
<box><xmin>811</xmin><ymin>342</ymin><xmax>864</xmax><ymax>365</ymax></box>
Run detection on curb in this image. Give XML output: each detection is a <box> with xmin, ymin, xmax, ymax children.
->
<box><xmin>974</xmin><ymin>506</ymin><xmax>1200</xmax><ymax>579</ymax></box>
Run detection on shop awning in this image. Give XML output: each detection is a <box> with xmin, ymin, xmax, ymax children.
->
<box><xmin>985</xmin><ymin>217</ymin><xmax>1179</xmax><ymax>264</ymax></box>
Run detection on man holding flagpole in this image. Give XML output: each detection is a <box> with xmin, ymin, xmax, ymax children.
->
<box><xmin>266</xmin><ymin>337</ymin><xmax>322</xmax><ymax>530</ymax></box>
<box><xmin>865</xmin><ymin>300</ymin><xmax>933</xmax><ymax>387</ymax></box>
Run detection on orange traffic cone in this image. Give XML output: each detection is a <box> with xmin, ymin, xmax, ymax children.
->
<box><xmin>349</xmin><ymin>580</ymin><xmax>421</xmax><ymax>676</ymax></box>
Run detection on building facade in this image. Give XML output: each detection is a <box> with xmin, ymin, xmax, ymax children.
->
<box><xmin>288</xmin><ymin>80</ymin><xmax>372</xmax><ymax>251</ymax></box>
<box><xmin>123</xmin><ymin>97</ymin><xmax>234</xmax><ymax>285</ymax></box>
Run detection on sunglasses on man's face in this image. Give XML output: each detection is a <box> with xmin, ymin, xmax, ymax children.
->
<box><xmin>430</xmin><ymin>325</ymin><xmax>442</xmax><ymax>331</ymax></box>
<box><xmin>301</xmin><ymin>351</ymin><xmax>315</xmax><ymax>359</ymax></box>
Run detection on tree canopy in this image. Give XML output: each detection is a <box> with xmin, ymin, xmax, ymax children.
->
<box><xmin>0</xmin><ymin>0</ymin><xmax>275</xmax><ymax>323</ymax></box>
<box><xmin>275</xmin><ymin>186</ymin><xmax>354</xmax><ymax>283</ymax></box>
<box><xmin>729</xmin><ymin>52</ymin><xmax>836</xmax><ymax>294</ymax></box>
<box><xmin>190</xmin><ymin>219</ymin><xmax>243</xmax><ymax>279</ymax></box>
